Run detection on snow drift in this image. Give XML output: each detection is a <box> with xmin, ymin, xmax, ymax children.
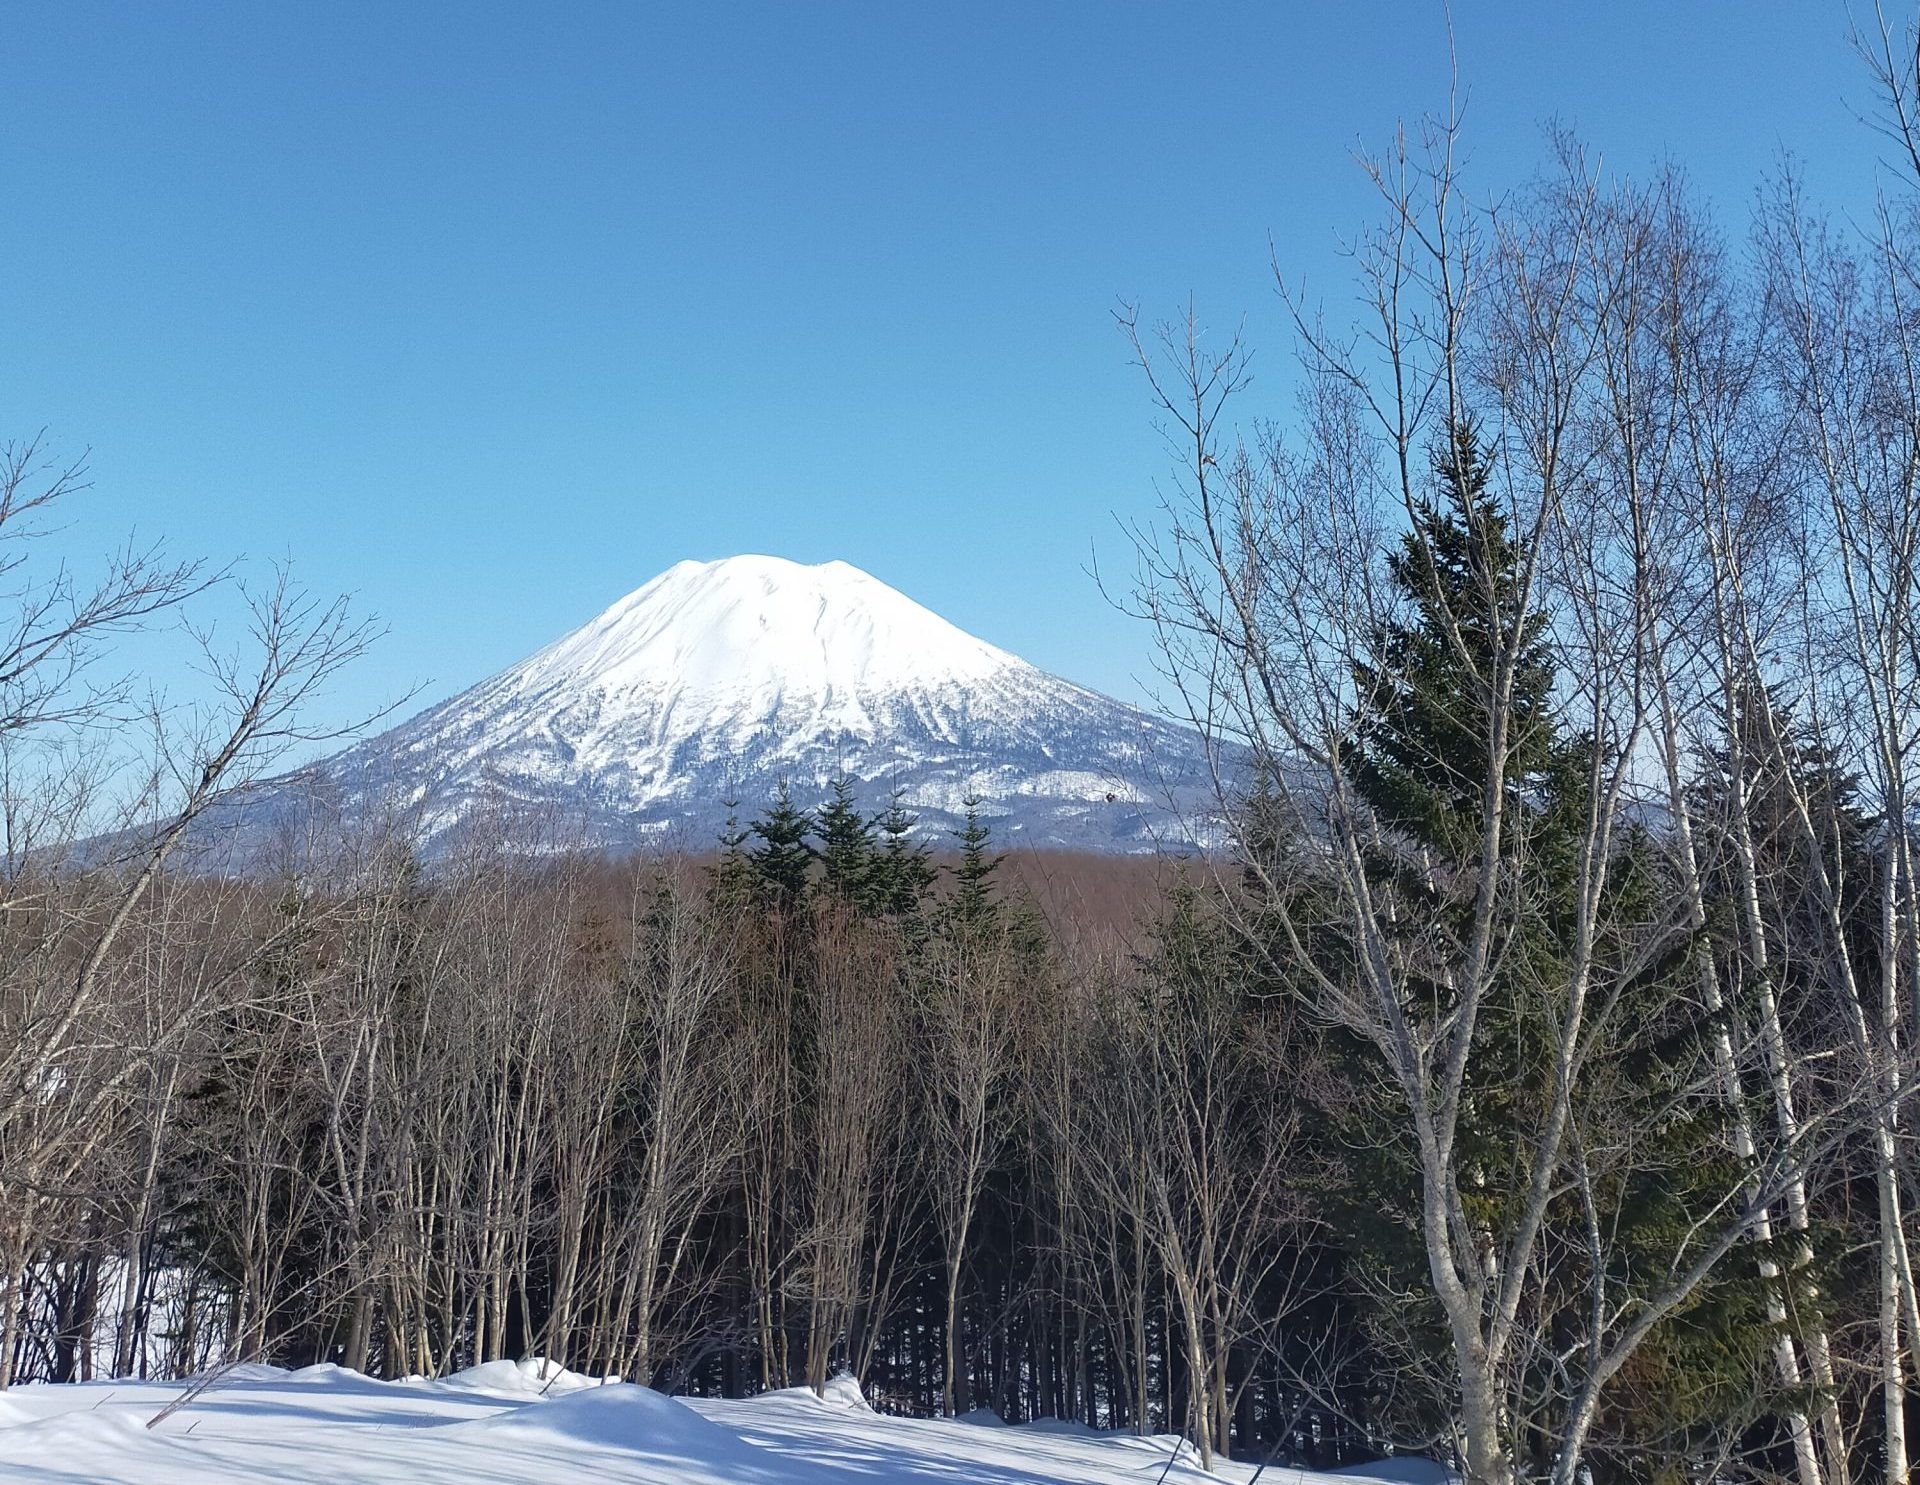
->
<box><xmin>0</xmin><ymin>1363</ymin><xmax>1433</xmax><ymax>1484</ymax></box>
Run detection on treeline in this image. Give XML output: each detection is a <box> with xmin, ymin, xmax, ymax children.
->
<box><xmin>0</xmin><ymin>780</ymin><xmax>1371</xmax><ymax>1467</ymax></box>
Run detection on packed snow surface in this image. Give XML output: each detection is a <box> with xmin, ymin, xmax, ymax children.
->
<box><xmin>0</xmin><ymin>1363</ymin><xmax>1433</xmax><ymax>1484</ymax></box>
<box><xmin>220</xmin><ymin>555</ymin><xmax>1219</xmax><ymax>857</ymax></box>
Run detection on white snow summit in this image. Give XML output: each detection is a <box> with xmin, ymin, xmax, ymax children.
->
<box><xmin>249</xmin><ymin>555</ymin><xmax>1213</xmax><ymax>855</ymax></box>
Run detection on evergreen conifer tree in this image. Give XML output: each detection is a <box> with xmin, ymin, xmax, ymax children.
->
<box><xmin>870</xmin><ymin>786</ymin><xmax>936</xmax><ymax>919</ymax></box>
<box><xmin>1692</xmin><ymin>678</ymin><xmax>1877</xmax><ymax>939</ymax></box>
<box><xmin>1346</xmin><ymin>417</ymin><xmax>1579</xmax><ymax>870</ymax></box>
<box><xmin>750</xmin><ymin>781</ymin><xmax>817</xmax><ymax>912</ymax></box>
<box><xmin>1324</xmin><ymin>420</ymin><xmax>1772</xmax><ymax>1459</ymax></box>
<box><xmin>815</xmin><ymin>776</ymin><xmax>877</xmax><ymax>909</ymax></box>
<box><xmin>947</xmin><ymin>796</ymin><xmax>1003</xmax><ymax>930</ymax></box>
<box><xmin>710</xmin><ymin>797</ymin><xmax>758</xmax><ymax>910</ymax></box>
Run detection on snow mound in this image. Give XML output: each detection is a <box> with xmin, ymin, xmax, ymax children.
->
<box><xmin>956</xmin><ymin>1406</ymin><xmax>1008</xmax><ymax>1427</ymax></box>
<box><xmin>1335</xmin><ymin>1458</ymin><xmax>1458</xmax><ymax>1484</ymax></box>
<box><xmin>216</xmin><ymin>1362</ymin><xmax>295</xmax><ymax>1383</ymax></box>
<box><xmin>290</xmin><ymin>1362</ymin><xmax>358</xmax><ymax>1382</ymax></box>
<box><xmin>819</xmin><ymin>1372</ymin><xmax>870</xmax><ymax>1412</ymax></box>
<box><xmin>431</xmin><ymin>1357</ymin><xmax>611</xmax><ymax>1396</ymax></box>
<box><xmin>759</xmin><ymin>1372</ymin><xmax>872</xmax><ymax>1413</ymax></box>
<box><xmin>444</xmin><ymin>1384</ymin><xmax>735</xmax><ymax>1450</ymax></box>
<box><xmin>1020</xmin><ymin>1415</ymin><xmax>1109</xmax><ymax>1437</ymax></box>
<box><xmin>0</xmin><ymin>1407</ymin><xmax>163</xmax><ymax>1459</ymax></box>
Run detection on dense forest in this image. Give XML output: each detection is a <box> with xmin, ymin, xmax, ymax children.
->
<box><xmin>15</xmin><ymin>21</ymin><xmax>1920</xmax><ymax>1485</ymax></box>
<box><xmin>0</xmin><ymin>784</ymin><xmax>1363</xmax><ymax>1455</ymax></box>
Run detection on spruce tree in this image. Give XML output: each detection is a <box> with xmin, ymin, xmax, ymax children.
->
<box><xmin>710</xmin><ymin>798</ymin><xmax>758</xmax><ymax>910</ymax></box>
<box><xmin>1330</xmin><ymin>421</ymin><xmax>1584</xmax><ymax>1422</ymax></box>
<box><xmin>947</xmin><ymin>796</ymin><xmax>1003</xmax><ymax>930</ymax></box>
<box><xmin>870</xmin><ymin>786</ymin><xmax>937</xmax><ymax>919</ymax></box>
<box><xmin>815</xmin><ymin>775</ymin><xmax>877</xmax><ymax>909</ymax></box>
<box><xmin>750</xmin><ymin>781</ymin><xmax>817</xmax><ymax>912</ymax></box>
<box><xmin>1326</xmin><ymin>420</ymin><xmax>1772</xmax><ymax>1459</ymax></box>
<box><xmin>1346</xmin><ymin>416</ymin><xmax>1576</xmax><ymax>870</ymax></box>
<box><xmin>1692</xmin><ymin>678</ymin><xmax>1877</xmax><ymax>942</ymax></box>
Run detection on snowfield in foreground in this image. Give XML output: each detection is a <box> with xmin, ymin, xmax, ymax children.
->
<box><xmin>0</xmin><ymin>1360</ymin><xmax>1437</xmax><ymax>1485</ymax></box>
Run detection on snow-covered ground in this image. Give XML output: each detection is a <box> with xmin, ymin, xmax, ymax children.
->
<box><xmin>0</xmin><ymin>1360</ymin><xmax>1441</xmax><ymax>1485</ymax></box>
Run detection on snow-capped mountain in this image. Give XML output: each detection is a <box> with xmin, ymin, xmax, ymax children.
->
<box><xmin>234</xmin><ymin>555</ymin><xmax>1219</xmax><ymax>857</ymax></box>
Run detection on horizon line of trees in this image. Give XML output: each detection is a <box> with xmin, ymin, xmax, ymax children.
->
<box><xmin>0</xmin><ymin>772</ymin><xmax>1382</xmax><ymax>1468</ymax></box>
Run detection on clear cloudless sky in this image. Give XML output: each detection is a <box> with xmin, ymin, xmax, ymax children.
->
<box><xmin>0</xmin><ymin>2</ymin><xmax>1897</xmax><ymax>736</ymax></box>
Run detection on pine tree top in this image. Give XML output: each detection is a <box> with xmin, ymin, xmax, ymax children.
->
<box><xmin>815</xmin><ymin>775</ymin><xmax>875</xmax><ymax>902</ymax></box>
<box><xmin>947</xmin><ymin>796</ymin><xmax>1005</xmax><ymax>930</ymax></box>
<box><xmin>1346</xmin><ymin>416</ymin><xmax>1571</xmax><ymax>863</ymax></box>
<box><xmin>748</xmin><ymin>780</ymin><xmax>817</xmax><ymax>911</ymax></box>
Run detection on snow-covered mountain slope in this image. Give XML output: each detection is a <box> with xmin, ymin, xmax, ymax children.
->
<box><xmin>232</xmin><ymin>556</ymin><xmax>1219</xmax><ymax>857</ymax></box>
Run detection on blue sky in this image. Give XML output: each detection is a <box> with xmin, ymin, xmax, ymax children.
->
<box><xmin>0</xmin><ymin>2</ymin><xmax>1890</xmax><ymax>733</ymax></box>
